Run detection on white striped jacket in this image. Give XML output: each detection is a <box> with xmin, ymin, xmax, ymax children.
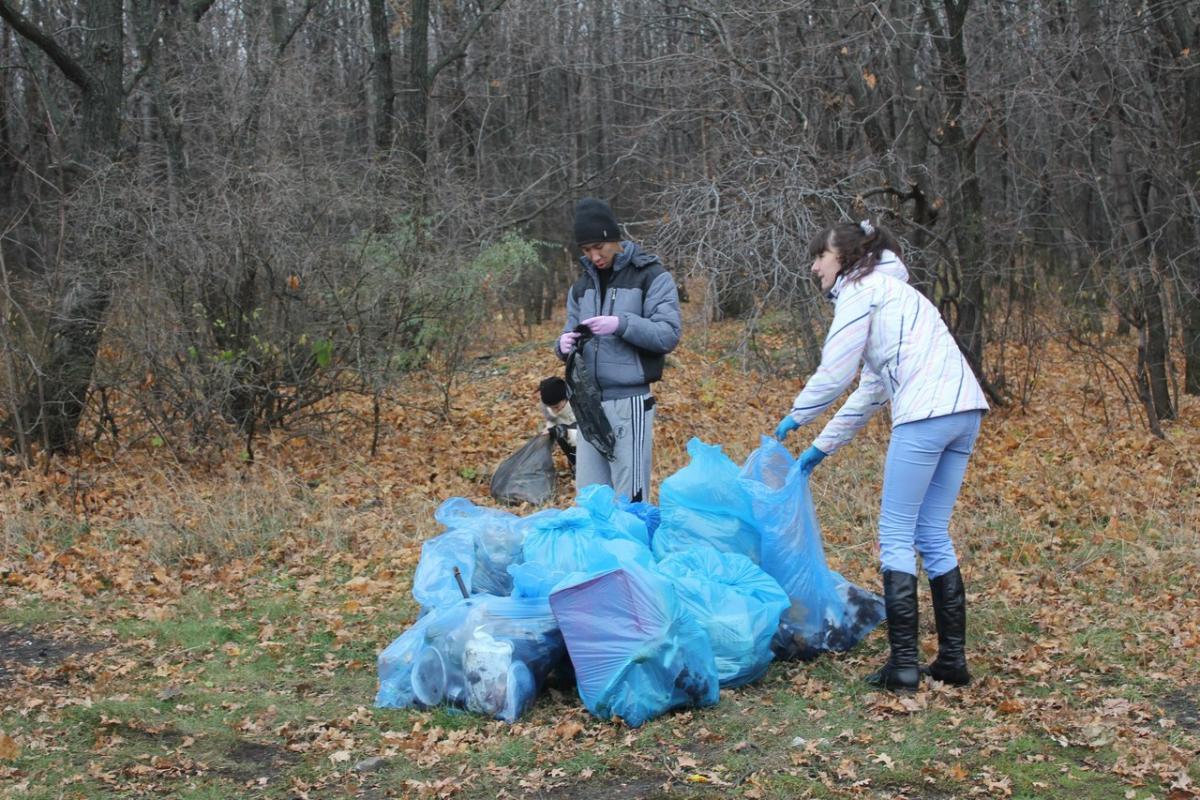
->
<box><xmin>788</xmin><ymin>253</ymin><xmax>988</xmax><ymax>454</ymax></box>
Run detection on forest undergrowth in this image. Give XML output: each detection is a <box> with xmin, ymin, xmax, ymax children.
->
<box><xmin>1</xmin><ymin>305</ymin><xmax>1198</xmax><ymax>800</ymax></box>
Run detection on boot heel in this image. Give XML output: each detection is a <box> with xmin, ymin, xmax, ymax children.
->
<box><xmin>927</xmin><ymin>660</ymin><xmax>970</xmax><ymax>686</ymax></box>
<box><xmin>866</xmin><ymin>663</ymin><xmax>920</xmax><ymax>691</ymax></box>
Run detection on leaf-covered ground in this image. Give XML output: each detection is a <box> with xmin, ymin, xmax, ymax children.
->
<box><xmin>2</xmin><ymin>311</ymin><xmax>1198</xmax><ymax>799</ymax></box>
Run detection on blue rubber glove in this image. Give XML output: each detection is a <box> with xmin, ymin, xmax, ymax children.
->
<box><xmin>798</xmin><ymin>445</ymin><xmax>827</xmax><ymax>476</ymax></box>
<box><xmin>774</xmin><ymin>415</ymin><xmax>800</xmax><ymax>442</ymax></box>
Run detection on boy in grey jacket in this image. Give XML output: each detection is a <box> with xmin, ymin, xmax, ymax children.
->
<box><xmin>555</xmin><ymin>198</ymin><xmax>682</xmax><ymax>502</ymax></box>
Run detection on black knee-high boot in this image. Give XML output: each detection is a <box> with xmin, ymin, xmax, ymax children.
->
<box><xmin>865</xmin><ymin>570</ymin><xmax>920</xmax><ymax>691</ymax></box>
<box><xmin>926</xmin><ymin>566</ymin><xmax>971</xmax><ymax>685</ymax></box>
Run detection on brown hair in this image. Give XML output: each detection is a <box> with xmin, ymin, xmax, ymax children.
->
<box><xmin>806</xmin><ymin>220</ymin><xmax>902</xmax><ymax>282</ymax></box>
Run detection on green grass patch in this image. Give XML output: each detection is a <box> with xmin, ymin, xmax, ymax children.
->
<box><xmin>4</xmin><ymin>539</ymin><xmax>1196</xmax><ymax>799</ymax></box>
<box><xmin>0</xmin><ymin>599</ymin><xmax>77</xmax><ymax>627</ymax></box>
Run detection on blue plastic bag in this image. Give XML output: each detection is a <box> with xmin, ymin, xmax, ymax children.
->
<box><xmin>549</xmin><ymin>564</ymin><xmax>719</xmax><ymax>727</ymax></box>
<box><xmin>521</xmin><ymin>489</ymin><xmax>656</xmax><ymax>585</ymax></box>
<box><xmin>576</xmin><ymin>484</ymin><xmax>650</xmax><ymax>546</ymax></box>
<box><xmin>376</xmin><ymin>599</ymin><xmax>472</xmax><ymax>710</ymax></box>
<box><xmin>740</xmin><ymin>437</ymin><xmax>885</xmax><ymax>660</ymax></box>
<box><xmin>410</xmin><ymin>498</ymin><xmax>527</xmax><ymax>610</ymax></box>
<box><xmin>618</xmin><ymin>498</ymin><xmax>661</xmax><ymax>539</ymax></box>
<box><xmin>652</xmin><ymin>439</ymin><xmax>761</xmax><ymax>562</ymax></box>
<box><xmin>656</xmin><ymin>547</ymin><xmax>790</xmax><ymax>687</ymax></box>
<box><xmin>375</xmin><ymin>594</ymin><xmax>565</xmax><ymax>722</ymax></box>
<box><xmin>435</xmin><ymin>498</ymin><xmax>527</xmax><ymax>597</ymax></box>
<box><xmin>460</xmin><ymin>595</ymin><xmax>565</xmax><ymax>721</ymax></box>
<box><xmin>411</xmin><ymin>528</ymin><xmax>474</xmax><ymax>610</ymax></box>
<box><xmin>507</xmin><ymin>560</ymin><xmax>564</xmax><ymax>599</ymax></box>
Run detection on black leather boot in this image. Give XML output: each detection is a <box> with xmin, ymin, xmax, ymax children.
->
<box><xmin>865</xmin><ymin>570</ymin><xmax>921</xmax><ymax>691</ymax></box>
<box><xmin>926</xmin><ymin>566</ymin><xmax>971</xmax><ymax>685</ymax></box>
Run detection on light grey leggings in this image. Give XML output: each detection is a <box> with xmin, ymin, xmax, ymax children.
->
<box><xmin>575</xmin><ymin>394</ymin><xmax>654</xmax><ymax>502</ymax></box>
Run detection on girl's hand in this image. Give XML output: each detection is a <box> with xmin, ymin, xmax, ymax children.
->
<box><xmin>798</xmin><ymin>445</ymin><xmax>827</xmax><ymax>475</ymax></box>
<box><xmin>774</xmin><ymin>415</ymin><xmax>800</xmax><ymax>442</ymax></box>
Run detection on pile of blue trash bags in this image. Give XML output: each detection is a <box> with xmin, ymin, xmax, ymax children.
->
<box><xmin>376</xmin><ymin>437</ymin><xmax>886</xmax><ymax>727</ymax></box>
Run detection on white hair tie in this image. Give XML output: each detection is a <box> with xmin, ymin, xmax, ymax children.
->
<box><xmin>859</xmin><ymin>219</ymin><xmax>875</xmax><ymax>236</ymax></box>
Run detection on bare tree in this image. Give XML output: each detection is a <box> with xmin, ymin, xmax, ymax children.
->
<box><xmin>1147</xmin><ymin>0</ymin><xmax>1200</xmax><ymax>396</ymax></box>
<box><xmin>1</xmin><ymin>0</ymin><xmax>125</xmax><ymax>452</ymax></box>
<box><xmin>2</xmin><ymin>0</ymin><xmax>1197</xmax><ymax>461</ymax></box>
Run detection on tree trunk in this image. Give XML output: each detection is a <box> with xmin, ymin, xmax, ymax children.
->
<box><xmin>0</xmin><ymin>25</ymin><xmax>16</xmax><ymax>210</ymax></box>
<box><xmin>0</xmin><ymin>0</ymin><xmax>125</xmax><ymax>452</ymax></box>
<box><xmin>368</xmin><ymin>0</ymin><xmax>396</xmax><ymax>155</ymax></box>
<box><xmin>405</xmin><ymin>0</ymin><xmax>430</xmax><ymax>167</ymax></box>
<box><xmin>1077</xmin><ymin>0</ymin><xmax>1173</xmax><ymax>423</ymax></box>
<box><xmin>1138</xmin><ymin>260</ymin><xmax>1173</xmax><ymax>420</ymax></box>
<box><xmin>891</xmin><ymin>0</ymin><xmax>938</xmax><ymax>283</ymax></box>
<box><xmin>133</xmin><ymin>0</ymin><xmax>189</xmax><ymax>208</ymax></box>
<box><xmin>40</xmin><ymin>0</ymin><xmax>123</xmax><ymax>452</ymax></box>
<box><xmin>22</xmin><ymin>276</ymin><xmax>112</xmax><ymax>452</ymax></box>
<box><xmin>1148</xmin><ymin>0</ymin><xmax>1200</xmax><ymax>395</ymax></box>
<box><xmin>1186</xmin><ymin>272</ymin><xmax>1200</xmax><ymax>395</ymax></box>
<box><xmin>79</xmin><ymin>0</ymin><xmax>123</xmax><ymax>160</ymax></box>
<box><xmin>925</xmin><ymin>0</ymin><xmax>988</xmax><ymax>374</ymax></box>
<box><xmin>1181</xmin><ymin>67</ymin><xmax>1200</xmax><ymax>396</ymax></box>
<box><xmin>401</xmin><ymin>0</ymin><xmax>508</xmax><ymax>171</ymax></box>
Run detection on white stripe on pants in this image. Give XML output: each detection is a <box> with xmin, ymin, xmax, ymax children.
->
<box><xmin>575</xmin><ymin>394</ymin><xmax>655</xmax><ymax>502</ymax></box>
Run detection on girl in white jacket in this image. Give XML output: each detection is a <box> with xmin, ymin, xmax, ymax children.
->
<box><xmin>774</xmin><ymin>220</ymin><xmax>987</xmax><ymax>691</ymax></box>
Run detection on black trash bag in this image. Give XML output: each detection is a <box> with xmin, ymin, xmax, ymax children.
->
<box><xmin>565</xmin><ymin>325</ymin><xmax>616</xmax><ymax>461</ymax></box>
<box><xmin>490</xmin><ymin>433</ymin><xmax>556</xmax><ymax>505</ymax></box>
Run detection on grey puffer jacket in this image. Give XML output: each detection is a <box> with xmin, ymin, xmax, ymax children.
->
<box><xmin>555</xmin><ymin>241</ymin><xmax>682</xmax><ymax>400</ymax></box>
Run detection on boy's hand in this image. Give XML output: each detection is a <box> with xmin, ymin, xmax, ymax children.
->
<box><xmin>558</xmin><ymin>331</ymin><xmax>581</xmax><ymax>354</ymax></box>
<box><xmin>581</xmin><ymin>316</ymin><xmax>619</xmax><ymax>336</ymax></box>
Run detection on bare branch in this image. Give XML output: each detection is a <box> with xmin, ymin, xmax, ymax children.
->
<box><xmin>429</xmin><ymin>0</ymin><xmax>508</xmax><ymax>83</ymax></box>
<box><xmin>0</xmin><ymin>0</ymin><xmax>92</xmax><ymax>91</ymax></box>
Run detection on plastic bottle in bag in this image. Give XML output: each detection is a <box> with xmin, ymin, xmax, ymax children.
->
<box><xmin>464</xmin><ymin>628</ymin><xmax>514</xmax><ymax>717</ymax></box>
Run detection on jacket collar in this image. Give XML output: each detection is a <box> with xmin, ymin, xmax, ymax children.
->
<box><xmin>826</xmin><ymin>250</ymin><xmax>909</xmax><ymax>301</ymax></box>
<box><xmin>827</xmin><ymin>273</ymin><xmax>848</xmax><ymax>302</ymax></box>
<box><xmin>580</xmin><ymin>240</ymin><xmax>646</xmax><ymax>277</ymax></box>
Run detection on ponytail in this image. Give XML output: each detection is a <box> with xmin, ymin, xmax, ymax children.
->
<box><xmin>809</xmin><ymin>220</ymin><xmax>902</xmax><ymax>282</ymax></box>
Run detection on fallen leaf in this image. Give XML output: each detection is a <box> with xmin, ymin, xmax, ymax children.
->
<box><xmin>0</xmin><ymin>732</ymin><xmax>21</xmax><ymax>760</ymax></box>
<box><xmin>997</xmin><ymin>699</ymin><xmax>1025</xmax><ymax>714</ymax></box>
<box><xmin>1168</xmin><ymin>768</ymin><xmax>1193</xmax><ymax>791</ymax></box>
<box><xmin>553</xmin><ymin>721</ymin><xmax>583</xmax><ymax>740</ymax></box>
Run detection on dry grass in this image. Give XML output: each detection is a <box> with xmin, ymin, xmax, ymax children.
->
<box><xmin>1</xmin><ymin>305</ymin><xmax>1198</xmax><ymax>799</ymax></box>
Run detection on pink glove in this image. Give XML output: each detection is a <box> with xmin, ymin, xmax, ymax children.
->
<box><xmin>581</xmin><ymin>315</ymin><xmax>620</xmax><ymax>336</ymax></box>
<box><xmin>558</xmin><ymin>331</ymin><xmax>581</xmax><ymax>354</ymax></box>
